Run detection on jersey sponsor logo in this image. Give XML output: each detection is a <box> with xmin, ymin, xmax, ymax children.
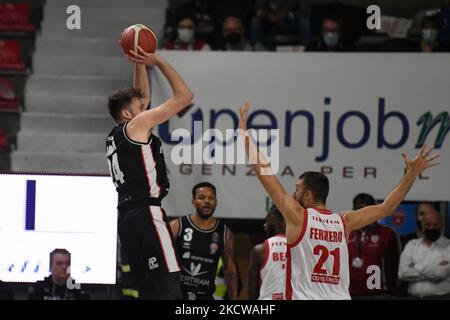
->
<box><xmin>370</xmin><ymin>234</ymin><xmax>379</xmax><ymax>244</ymax></box>
<box><xmin>148</xmin><ymin>257</ymin><xmax>159</xmax><ymax>271</ymax></box>
<box><xmin>187</xmin><ymin>292</ymin><xmax>196</xmax><ymax>300</ymax></box>
<box><xmin>311</xmin><ymin>274</ymin><xmax>340</xmax><ymax>285</ymax></box>
<box><xmin>186</xmin><ymin>254</ymin><xmax>213</xmax><ymax>264</ymax></box>
<box><xmin>182</xmin><ymin>242</ymin><xmax>191</xmax><ymax>250</ymax></box>
<box><xmin>210</xmin><ymin>242</ymin><xmax>218</xmax><ymax>255</ymax></box>
<box><xmin>311</xmin><ymin>215</ymin><xmax>340</xmax><ymax>225</ymax></box>
<box><xmin>271</xmin><ymin>292</ymin><xmax>284</xmax><ymax>300</ymax></box>
<box><xmin>309</xmin><ymin>227</ymin><xmax>343</xmax><ymax>243</ymax></box>
<box><xmin>180</xmin><ymin>274</ymin><xmax>210</xmax><ymax>287</ymax></box>
<box><xmin>184</xmin><ymin>262</ymin><xmax>208</xmax><ymax>277</ymax></box>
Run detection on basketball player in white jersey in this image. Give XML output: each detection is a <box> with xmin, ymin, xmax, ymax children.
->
<box><xmin>248</xmin><ymin>205</ymin><xmax>286</xmax><ymax>300</ymax></box>
<box><xmin>238</xmin><ymin>100</ymin><xmax>440</xmax><ymax>300</ymax></box>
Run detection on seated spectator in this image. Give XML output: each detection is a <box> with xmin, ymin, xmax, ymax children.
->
<box><xmin>398</xmin><ymin>210</ymin><xmax>450</xmax><ymax>299</ymax></box>
<box><xmin>348</xmin><ymin>193</ymin><xmax>401</xmax><ymax>299</ymax></box>
<box><xmin>220</xmin><ymin>16</ymin><xmax>252</xmax><ymax>51</ymax></box>
<box><xmin>415</xmin><ymin>15</ymin><xmax>449</xmax><ymax>52</ymax></box>
<box><xmin>164</xmin><ymin>17</ymin><xmax>211</xmax><ymax>51</ymax></box>
<box><xmin>401</xmin><ymin>202</ymin><xmax>440</xmax><ymax>248</ymax></box>
<box><xmin>250</xmin><ymin>0</ymin><xmax>312</xmax><ymax>48</ymax></box>
<box><xmin>166</xmin><ymin>0</ymin><xmax>215</xmax><ymax>43</ymax></box>
<box><xmin>305</xmin><ymin>15</ymin><xmax>354</xmax><ymax>52</ymax></box>
<box><xmin>28</xmin><ymin>249</ymin><xmax>89</xmax><ymax>300</ymax></box>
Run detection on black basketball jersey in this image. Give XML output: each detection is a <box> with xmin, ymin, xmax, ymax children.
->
<box><xmin>106</xmin><ymin>122</ymin><xmax>169</xmax><ymax>210</ymax></box>
<box><xmin>176</xmin><ymin>215</ymin><xmax>227</xmax><ymax>300</ymax></box>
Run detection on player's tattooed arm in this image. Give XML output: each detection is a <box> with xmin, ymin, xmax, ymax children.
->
<box><xmin>344</xmin><ymin>145</ymin><xmax>440</xmax><ymax>233</ymax></box>
<box><xmin>222</xmin><ymin>228</ymin><xmax>238</xmax><ymax>300</ymax></box>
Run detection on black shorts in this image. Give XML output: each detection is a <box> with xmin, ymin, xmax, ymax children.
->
<box><xmin>118</xmin><ymin>205</ymin><xmax>181</xmax><ymax>298</ymax></box>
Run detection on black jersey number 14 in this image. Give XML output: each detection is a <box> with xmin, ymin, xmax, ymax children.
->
<box><xmin>107</xmin><ymin>141</ymin><xmax>125</xmax><ymax>187</ymax></box>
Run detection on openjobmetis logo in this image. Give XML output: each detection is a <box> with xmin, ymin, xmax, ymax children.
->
<box><xmin>170</xmin><ymin>121</ymin><xmax>280</xmax><ymax>175</ymax></box>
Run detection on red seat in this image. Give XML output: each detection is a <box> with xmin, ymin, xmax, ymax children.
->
<box><xmin>0</xmin><ymin>128</ymin><xmax>9</xmax><ymax>151</ymax></box>
<box><xmin>0</xmin><ymin>40</ymin><xmax>26</xmax><ymax>71</ymax></box>
<box><xmin>0</xmin><ymin>76</ymin><xmax>19</xmax><ymax>110</ymax></box>
<box><xmin>0</xmin><ymin>3</ymin><xmax>35</xmax><ymax>33</ymax></box>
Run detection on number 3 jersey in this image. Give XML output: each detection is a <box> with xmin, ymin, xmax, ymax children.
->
<box><xmin>286</xmin><ymin>207</ymin><xmax>350</xmax><ymax>300</ymax></box>
<box><xmin>175</xmin><ymin>215</ymin><xmax>226</xmax><ymax>300</ymax></box>
<box><xmin>106</xmin><ymin>123</ymin><xmax>170</xmax><ymax>210</ymax></box>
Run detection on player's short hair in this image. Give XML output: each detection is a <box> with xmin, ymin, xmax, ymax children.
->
<box><xmin>353</xmin><ymin>193</ymin><xmax>375</xmax><ymax>209</ymax></box>
<box><xmin>267</xmin><ymin>205</ymin><xmax>285</xmax><ymax>225</ymax></box>
<box><xmin>49</xmin><ymin>248</ymin><xmax>71</xmax><ymax>267</ymax></box>
<box><xmin>108</xmin><ymin>87</ymin><xmax>144</xmax><ymax>121</ymax></box>
<box><xmin>192</xmin><ymin>182</ymin><xmax>216</xmax><ymax>199</ymax></box>
<box><xmin>298</xmin><ymin>171</ymin><xmax>329</xmax><ymax>204</ymax></box>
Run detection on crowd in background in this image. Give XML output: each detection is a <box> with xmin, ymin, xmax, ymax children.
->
<box><xmin>161</xmin><ymin>0</ymin><xmax>450</xmax><ymax>52</ymax></box>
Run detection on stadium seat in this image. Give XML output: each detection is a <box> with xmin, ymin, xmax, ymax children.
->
<box><xmin>0</xmin><ymin>77</ymin><xmax>20</xmax><ymax>110</ymax></box>
<box><xmin>0</xmin><ymin>40</ymin><xmax>26</xmax><ymax>72</ymax></box>
<box><xmin>0</xmin><ymin>3</ymin><xmax>36</xmax><ymax>33</ymax></box>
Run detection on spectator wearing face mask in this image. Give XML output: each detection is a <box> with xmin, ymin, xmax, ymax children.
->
<box><xmin>401</xmin><ymin>202</ymin><xmax>440</xmax><ymax>248</ymax></box>
<box><xmin>414</xmin><ymin>15</ymin><xmax>449</xmax><ymax>52</ymax></box>
<box><xmin>398</xmin><ymin>210</ymin><xmax>450</xmax><ymax>299</ymax></box>
<box><xmin>221</xmin><ymin>16</ymin><xmax>253</xmax><ymax>51</ymax></box>
<box><xmin>305</xmin><ymin>15</ymin><xmax>354</xmax><ymax>52</ymax></box>
<box><xmin>164</xmin><ymin>17</ymin><xmax>211</xmax><ymax>51</ymax></box>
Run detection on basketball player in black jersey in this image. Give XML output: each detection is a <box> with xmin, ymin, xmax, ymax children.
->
<box><xmin>106</xmin><ymin>47</ymin><xmax>193</xmax><ymax>299</ymax></box>
<box><xmin>170</xmin><ymin>182</ymin><xmax>238</xmax><ymax>300</ymax></box>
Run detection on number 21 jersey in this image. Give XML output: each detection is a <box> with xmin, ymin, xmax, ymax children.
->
<box><xmin>286</xmin><ymin>207</ymin><xmax>350</xmax><ymax>300</ymax></box>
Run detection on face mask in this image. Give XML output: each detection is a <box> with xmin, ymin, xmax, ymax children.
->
<box><xmin>424</xmin><ymin>228</ymin><xmax>441</xmax><ymax>242</ymax></box>
<box><xmin>178</xmin><ymin>28</ymin><xmax>194</xmax><ymax>43</ymax></box>
<box><xmin>323</xmin><ymin>32</ymin><xmax>340</xmax><ymax>48</ymax></box>
<box><xmin>422</xmin><ymin>28</ymin><xmax>438</xmax><ymax>44</ymax></box>
<box><xmin>225</xmin><ymin>32</ymin><xmax>242</xmax><ymax>45</ymax></box>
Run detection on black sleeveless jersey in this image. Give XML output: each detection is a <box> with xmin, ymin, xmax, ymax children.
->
<box><xmin>175</xmin><ymin>215</ymin><xmax>227</xmax><ymax>300</ymax></box>
<box><xmin>106</xmin><ymin>123</ymin><xmax>169</xmax><ymax>211</ymax></box>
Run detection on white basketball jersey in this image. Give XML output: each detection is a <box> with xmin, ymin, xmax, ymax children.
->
<box><xmin>258</xmin><ymin>235</ymin><xmax>286</xmax><ymax>300</ymax></box>
<box><xmin>286</xmin><ymin>208</ymin><xmax>350</xmax><ymax>300</ymax></box>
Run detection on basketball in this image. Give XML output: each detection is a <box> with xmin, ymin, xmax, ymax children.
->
<box><xmin>120</xmin><ymin>24</ymin><xmax>158</xmax><ymax>55</ymax></box>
